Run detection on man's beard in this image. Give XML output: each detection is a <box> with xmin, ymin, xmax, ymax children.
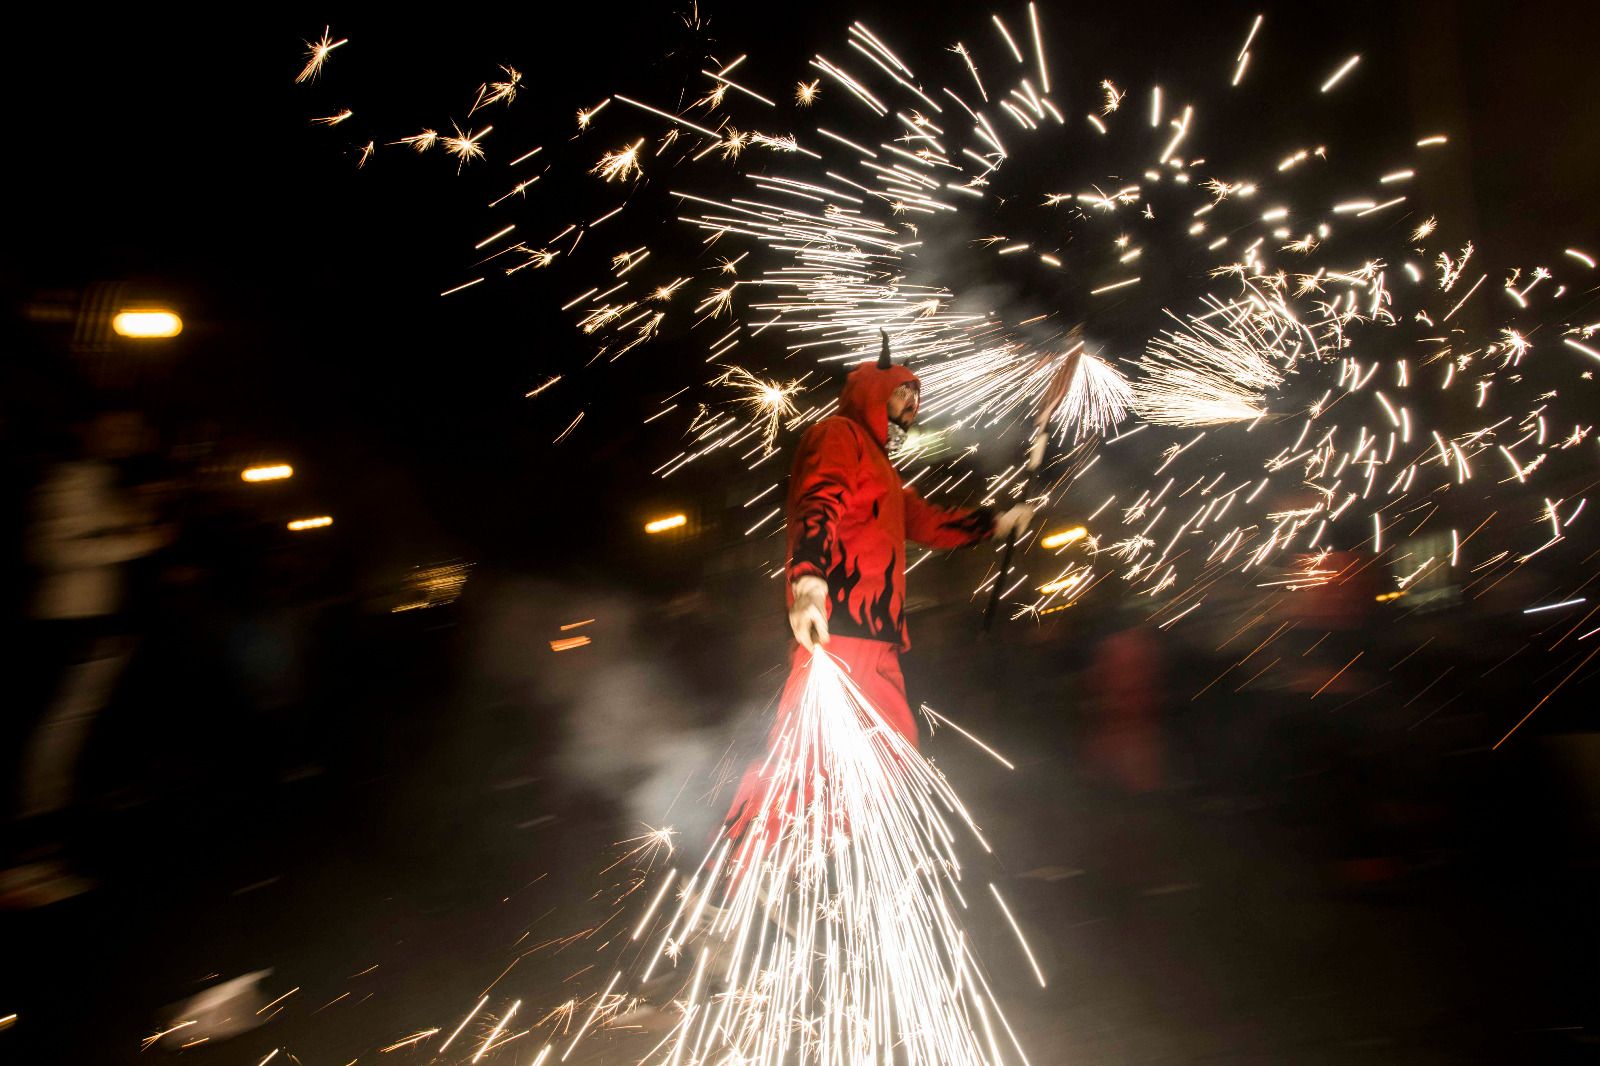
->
<box><xmin>886</xmin><ymin>421</ymin><xmax>908</xmax><ymax>450</ymax></box>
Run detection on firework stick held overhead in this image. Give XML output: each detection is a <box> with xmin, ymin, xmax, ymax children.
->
<box><xmin>984</xmin><ymin>339</ymin><xmax>1083</xmax><ymax>631</ymax></box>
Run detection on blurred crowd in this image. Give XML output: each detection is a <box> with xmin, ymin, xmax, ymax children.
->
<box><xmin>0</xmin><ymin>311</ymin><xmax>409</xmax><ymax>910</ymax></box>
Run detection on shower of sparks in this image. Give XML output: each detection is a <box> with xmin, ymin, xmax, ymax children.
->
<box><xmin>295</xmin><ymin>26</ymin><xmax>347</xmax><ymax>84</ymax></box>
<box><xmin>299</xmin><ymin>0</ymin><xmax>1600</xmax><ymax>679</ymax></box>
<box><xmin>1132</xmin><ymin>304</ymin><xmax>1289</xmax><ymax>425</ymax></box>
<box><xmin>618</xmin><ymin>651</ymin><xmax>1031</xmax><ymax>1066</ymax></box>
<box><xmin>312</xmin><ymin>0</ymin><xmax>1596</xmax><ymax>792</ymax></box>
<box><xmin>1056</xmin><ymin>351</ymin><xmax>1134</xmax><ymax>440</ymax></box>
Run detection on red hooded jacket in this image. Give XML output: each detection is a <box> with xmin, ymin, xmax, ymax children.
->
<box><xmin>785</xmin><ymin>360</ymin><xmax>993</xmax><ymax>650</ymax></box>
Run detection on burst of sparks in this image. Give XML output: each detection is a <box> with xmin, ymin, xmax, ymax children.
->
<box><xmin>295</xmin><ymin>26</ymin><xmax>347</xmax><ymax>84</ymax></box>
<box><xmin>443</xmin><ymin>123</ymin><xmax>491</xmax><ymax>171</ymax></box>
<box><xmin>593</xmin><ymin>138</ymin><xmax>646</xmax><ymax>182</ymax></box>
<box><xmin>1100</xmin><ymin>79</ymin><xmax>1124</xmax><ymax>113</ymax></box>
<box><xmin>393</xmin><ymin>128</ymin><xmax>439</xmax><ymax>152</ymax></box>
<box><xmin>472</xmin><ymin>65</ymin><xmax>524</xmax><ymax>114</ymax></box>
<box><xmin>713</xmin><ymin>366</ymin><xmax>803</xmax><ymax>455</ymax></box>
<box><xmin>1056</xmin><ymin>351</ymin><xmax>1134</xmax><ymax>440</ymax></box>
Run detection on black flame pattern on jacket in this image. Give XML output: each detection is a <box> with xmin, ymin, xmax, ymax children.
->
<box><xmin>785</xmin><ymin>360</ymin><xmax>992</xmax><ymax>649</ymax></box>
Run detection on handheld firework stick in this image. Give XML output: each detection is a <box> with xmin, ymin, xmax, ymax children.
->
<box><xmin>982</xmin><ymin>337</ymin><xmax>1086</xmax><ymax>632</ymax></box>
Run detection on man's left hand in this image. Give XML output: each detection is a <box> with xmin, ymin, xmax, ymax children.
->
<box><xmin>992</xmin><ymin>504</ymin><xmax>1035</xmax><ymax>540</ymax></box>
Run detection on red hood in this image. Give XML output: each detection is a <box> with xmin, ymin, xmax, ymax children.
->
<box><xmin>838</xmin><ymin>360</ymin><xmax>919</xmax><ymax>449</ymax></box>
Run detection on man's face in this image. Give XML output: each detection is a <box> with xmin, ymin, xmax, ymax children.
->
<box><xmin>887</xmin><ymin>382</ymin><xmax>920</xmax><ymax>429</ymax></box>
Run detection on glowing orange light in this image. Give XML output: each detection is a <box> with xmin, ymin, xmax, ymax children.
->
<box><xmin>560</xmin><ymin>619</ymin><xmax>595</xmax><ymax>631</ymax></box>
<box><xmin>286</xmin><ymin>516</ymin><xmax>333</xmax><ymax>531</ymax></box>
<box><xmin>550</xmin><ymin>636</ymin><xmax>592</xmax><ymax>652</ymax></box>
<box><xmin>111</xmin><ymin>310</ymin><xmax>183</xmax><ymax>338</ymax></box>
<box><xmin>644</xmin><ymin>514</ymin><xmax>687</xmax><ymax>534</ymax></box>
<box><xmin>242</xmin><ymin>464</ymin><xmax>294</xmax><ymax>482</ymax></box>
<box><xmin>1039</xmin><ymin>526</ymin><xmax>1087</xmax><ymax>550</ymax></box>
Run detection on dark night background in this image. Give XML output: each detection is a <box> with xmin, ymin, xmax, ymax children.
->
<box><xmin>12</xmin><ymin>0</ymin><xmax>1600</xmax><ymax>573</ymax></box>
<box><xmin>4</xmin><ymin>1</ymin><xmax>1600</xmax><ymax>1062</ymax></box>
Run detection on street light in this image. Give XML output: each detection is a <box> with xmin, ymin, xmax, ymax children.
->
<box><xmin>111</xmin><ymin>309</ymin><xmax>183</xmax><ymax>338</ymax></box>
<box><xmin>242</xmin><ymin>464</ymin><xmax>294</xmax><ymax>482</ymax></box>
<box><xmin>644</xmin><ymin>513</ymin><xmax>687</xmax><ymax>534</ymax></box>
<box><xmin>1039</xmin><ymin>526</ymin><xmax>1088</xmax><ymax>550</ymax></box>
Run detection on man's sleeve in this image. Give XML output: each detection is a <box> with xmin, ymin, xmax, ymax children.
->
<box><xmin>903</xmin><ymin>485</ymin><xmax>994</xmax><ymax>549</ymax></box>
<box><xmin>787</xmin><ymin>421</ymin><xmax>859</xmax><ymax>583</ymax></box>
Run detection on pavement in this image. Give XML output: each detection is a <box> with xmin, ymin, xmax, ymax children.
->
<box><xmin>2</xmin><ymin>591</ymin><xmax>1596</xmax><ymax>1064</ymax></box>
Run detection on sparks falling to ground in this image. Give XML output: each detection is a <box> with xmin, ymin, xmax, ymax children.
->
<box><xmin>340</xmin><ymin>652</ymin><xmax>1033</xmax><ymax>1066</ymax></box>
<box><xmin>619</xmin><ymin>650</ymin><xmax>1032</xmax><ymax>1066</ymax></box>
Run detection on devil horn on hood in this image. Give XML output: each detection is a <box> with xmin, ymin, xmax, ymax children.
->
<box><xmin>877</xmin><ymin>329</ymin><xmax>893</xmax><ymax>369</ymax></box>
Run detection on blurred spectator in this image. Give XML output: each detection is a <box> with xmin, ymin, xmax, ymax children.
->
<box><xmin>2</xmin><ymin>409</ymin><xmax>174</xmax><ymax>908</ymax></box>
<box><xmin>1084</xmin><ymin>617</ymin><xmax>1167</xmax><ymax>795</ymax></box>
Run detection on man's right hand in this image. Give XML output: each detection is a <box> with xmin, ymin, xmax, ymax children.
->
<box><xmin>789</xmin><ymin>575</ymin><xmax>831</xmax><ymax>651</ymax></box>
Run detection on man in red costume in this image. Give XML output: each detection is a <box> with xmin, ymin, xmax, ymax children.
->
<box><xmin>725</xmin><ymin>334</ymin><xmax>1033</xmax><ymax>840</ymax></box>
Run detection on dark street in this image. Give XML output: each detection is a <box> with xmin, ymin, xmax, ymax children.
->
<box><xmin>5</xmin><ymin>2</ymin><xmax>1600</xmax><ymax>1063</ymax></box>
<box><xmin>4</xmin><ymin>571</ymin><xmax>1596</xmax><ymax>1061</ymax></box>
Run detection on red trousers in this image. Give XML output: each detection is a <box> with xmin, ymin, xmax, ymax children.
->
<box><xmin>724</xmin><ymin>635</ymin><xmax>915</xmax><ymax>843</ymax></box>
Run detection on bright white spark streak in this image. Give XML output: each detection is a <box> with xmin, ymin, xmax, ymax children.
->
<box><xmin>992</xmin><ymin>15</ymin><xmax>1024</xmax><ymax>63</ymax></box>
<box><xmin>632</xmin><ymin>869</ymin><xmax>679</xmax><ymax>939</ymax></box>
<box><xmin>474</xmin><ymin>1000</ymin><xmax>519</xmax><ymax>1064</ymax></box>
<box><xmin>988</xmin><ymin>883</ymin><xmax>1047</xmax><ymax>987</ymax></box>
<box><xmin>440</xmin><ymin>996</ymin><xmax>488</xmax><ymax>1052</ymax></box>
<box><xmin>1028</xmin><ymin>3</ymin><xmax>1049</xmax><ymax>93</ymax></box>
<box><xmin>1564</xmin><ymin>338</ymin><xmax>1600</xmax><ymax>363</ymax></box>
<box><xmin>613</xmin><ymin>95</ymin><xmax>724</xmax><ymax>139</ymax></box>
<box><xmin>1320</xmin><ymin>54</ymin><xmax>1361</xmax><ymax>93</ymax></box>
<box><xmin>1524</xmin><ymin>598</ymin><xmax>1586</xmax><ymax>613</ymax></box>
<box><xmin>919</xmin><ymin>703</ymin><xmax>1015</xmax><ymax>769</ymax></box>
<box><xmin>1090</xmin><ymin>276</ymin><xmax>1141</xmax><ymax>295</ymax></box>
